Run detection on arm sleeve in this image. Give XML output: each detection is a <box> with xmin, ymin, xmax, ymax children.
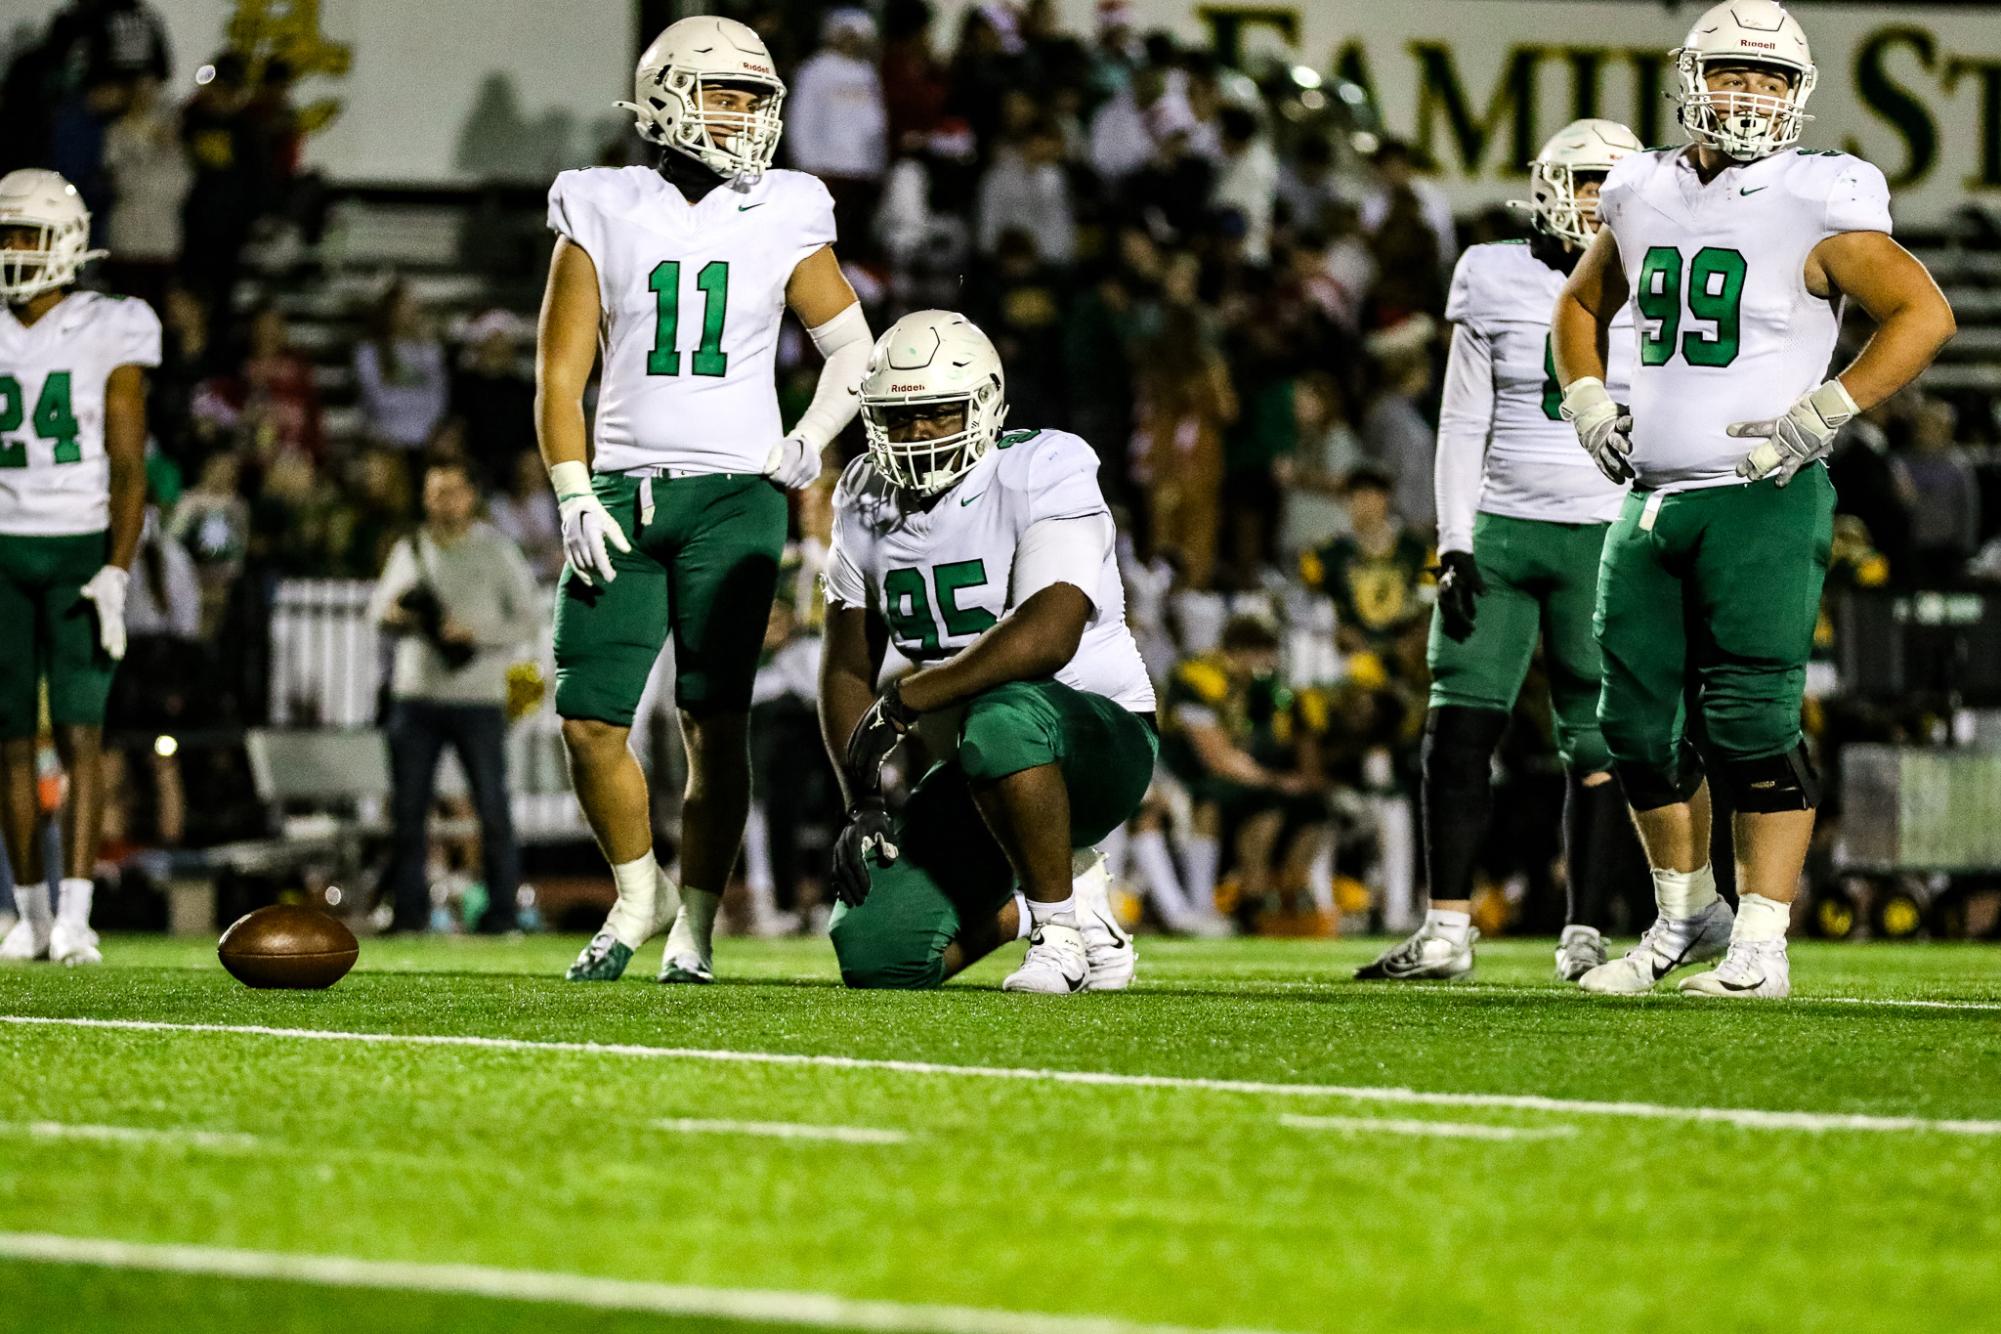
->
<box><xmin>1011</xmin><ymin>513</ymin><xmax>1115</xmax><ymax>613</ymax></box>
<box><xmin>788</xmin><ymin>302</ymin><xmax>871</xmax><ymax>451</ymax></box>
<box><xmin>1824</xmin><ymin>158</ymin><xmax>1893</xmax><ymax>238</ymax></box>
<box><xmin>115</xmin><ymin>301</ymin><xmax>163</xmax><ymax>370</ymax></box>
<box><xmin>1434</xmin><ymin>323</ymin><xmax>1495</xmax><ymax>555</ymax></box>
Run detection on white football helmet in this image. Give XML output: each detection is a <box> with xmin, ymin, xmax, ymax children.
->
<box><xmin>0</xmin><ymin>169</ymin><xmax>105</xmax><ymax>304</ymax></box>
<box><xmin>1513</xmin><ymin>118</ymin><xmax>1645</xmax><ymax>248</ymax></box>
<box><xmin>616</xmin><ymin>16</ymin><xmax>786</xmax><ymax>181</ymax></box>
<box><xmin>1673</xmin><ymin>1</ymin><xmax>1816</xmax><ymax>161</ymax></box>
<box><xmin>859</xmin><ymin>310</ymin><xmax>1008</xmax><ymax>497</ymax></box>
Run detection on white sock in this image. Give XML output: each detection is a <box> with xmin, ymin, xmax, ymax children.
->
<box><xmin>1424</xmin><ymin>907</ymin><xmax>1472</xmax><ymax>946</ymax></box>
<box><xmin>604</xmin><ymin>856</ymin><xmax>660</xmax><ymax>948</ymax></box>
<box><xmin>1130</xmin><ymin>829</ymin><xmax>1194</xmax><ymax>920</ymax></box>
<box><xmin>57</xmin><ymin>879</ymin><xmax>92</xmax><ymax>929</ymax></box>
<box><xmin>1734</xmin><ymin>892</ymin><xmax>1791</xmax><ymax>942</ymax></box>
<box><xmin>1025</xmin><ymin>894</ymin><xmax>1077</xmax><ymax>927</ymax></box>
<box><xmin>1011</xmin><ymin>892</ymin><xmax>1032</xmax><ymax>940</ymax></box>
<box><xmin>665</xmin><ymin>886</ymin><xmax>720</xmax><ymax>962</ymax></box>
<box><xmin>14</xmin><ymin>883</ymin><xmax>51</xmax><ymax>934</ymax></box>
<box><xmin>1182</xmin><ymin>834</ymin><xmax>1220</xmax><ymax>914</ymax></box>
<box><xmin>1653</xmin><ymin>863</ymin><xmax>1718</xmax><ymax>920</ymax></box>
<box><xmin>1307</xmin><ymin>842</ymin><xmax>1335</xmax><ymax>915</ymax></box>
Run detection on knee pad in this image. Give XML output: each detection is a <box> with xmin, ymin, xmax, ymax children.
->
<box><xmin>1717</xmin><ymin>743</ymin><xmax>1821</xmax><ymax>813</ymax></box>
<box><xmin>1614</xmin><ymin>740</ymin><xmax>1706</xmax><ymax>812</ymax></box>
<box><xmin>1421</xmin><ymin>706</ymin><xmax>1509</xmax><ymax>784</ymax></box>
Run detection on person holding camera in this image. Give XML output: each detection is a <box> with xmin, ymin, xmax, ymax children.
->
<box><xmin>369</xmin><ymin>458</ymin><xmax>539</xmax><ymax>932</ymax></box>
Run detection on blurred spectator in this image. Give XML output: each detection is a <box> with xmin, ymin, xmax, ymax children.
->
<box><xmin>1359</xmin><ymin>139</ymin><xmax>1457</xmax><ymax>287</ymax></box>
<box><xmin>226</xmin><ymin>302</ymin><xmax>323</xmax><ymax>460</ymax></box>
<box><xmin>107</xmin><ymin>506</ymin><xmax>204</xmax><ymax>844</ymax></box>
<box><xmin>1278</xmin><ymin>371</ymin><xmax>1361</xmax><ymax>556</ymax></box>
<box><xmin>369</xmin><ymin>458</ymin><xmax>538</xmax><ymax>935</ymax></box>
<box><xmin>45</xmin><ymin>0</ymin><xmax>171</xmax><ymax>89</ymax></box>
<box><xmin>786</xmin><ymin>8</ymin><xmax>888</xmax><ymax>244</ymax></box>
<box><xmin>168</xmin><ymin>449</ymin><xmax>251</xmax><ymax>636</ymax></box>
<box><xmin>50</xmin><ymin>73</ymin><xmax>123</xmax><ymax>219</ymax></box>
<box><xmin>1062</xmin><ymin>259</ymin><xmax>1138</xmax><ymax>498</ymax></box>
<box><xmin>975</xmin><ymin>118</ymin><xmax>1075</xmax><ymax>264</ymax></box>
<box><xmin>1299</xmin><ymin>466</ymin><xmax>1433</xmax><ymax>669</ymax></box>
<box><xmin>1134</xmin><ymin>301</ymin><xmax>1235</xmax><ymax>588</ymax></box>
<box><xmin>101</xmin><ymin>74</ymin><xmax>190</xmax><ymax>311</ymax></box>
<box><xmin>179</xmin><ymin>51</ymin><xmax>270</xmax><ymax>309</ymax></box>
<box><xmin>745</xmin><ymin>557</ymin><xmax>832</xmax><ymax>936</ymax></box>
<box><xmin>1895</xmin><ymin>398</ymin><xmax>1979</xmax><ymax>584</ymax></box>
<box><xmin>329</xmin><ymin>447</ymin><xmax>416</xmax><ymax>578</ymax></box>
<box><xmin>967</xmin><ymin>229</ymin><xmax>1068</xmax><ymax>427</ymax></box>
<box><xmin>487</xmin><ymin>448</ymin><xmax>563</xmax><ymax>583</ymax></box>
<box><xmin>449</xmin><ymin>309</ymin><xmax>536</xmax><ymax>485</ymax></box>
<box><xmin>874</xmin><ymin>121</ymin><xmax>976</xmax><ymax>300</ymax></box>
<box><xmin>354</xmin><ymin>280</ymin><xmax>449</xmax><ymax>451</ymax></box>
<box><xmin>1276</xmin><ymin>133</ymin><xmax>1340</xmax><ymax>238</ymax></box>
<box><xmin>1220</xmin><ymin>322</ymin><xmax>1297</xmax><ymax>588</ymax></box>
<box><xmin>880</xmin><ymin>0</ymin><xmax>949</xmax><ymax>148</ymax></box>
<box><xmin>947</xmin><ymin>3</ymin><xmax>1030</xmax><ymax>158</ymax></box>
<box><xmin>1360</xmin><ymin>329</ymin><xmax>1438</xmax><ymax>534</ymax></box>
<box><xmin>1211</xmin><ymin>105</ymin><xmax>1277</xmax><ymax>264</ymax></box>
<box><xmin>249</xmin><ymin>448</ymin><xmax>341</xmax><ymax>575</ymax></box>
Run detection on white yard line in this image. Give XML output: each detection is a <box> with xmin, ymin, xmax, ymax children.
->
<box><xmin>0</xmin><ymin>1121</ymin><xmax>258</xmax><ymax>1149</ymax></box>
<box><xmin>654</xmin><ymin>1117</ymin><xmax>909</xmax><ymax>1145</ymax></box>
<box><xmin>1278</xmin><ymin>1115</ymin><xmax>1576</xmax><ymax>1142</ymax></box>
<box><xmin>4</xmin><ymin>1014</ymin><xmax>1999</xmax><ymax>1137</ymax></box>
<box><xmin>1450</xmin><ymin>983</ymin><xmax>2001</xmax><ymax>1013</ymax></box>
<box><xmin>0</xmin><ymin>1232</ymin><xmax>1279</xmax><ymax>1334</ymax></box>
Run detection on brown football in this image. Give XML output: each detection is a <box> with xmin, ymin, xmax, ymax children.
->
<box><xmin>218</xmin><ymin>905</ymin><xmax>359</xmax><ymax>989</ymax></box>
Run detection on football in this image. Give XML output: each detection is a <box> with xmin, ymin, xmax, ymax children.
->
<box><xmin>217</xmin><ymin>905</ymin><xmax>359</xmax><ymax>990</ymax></box>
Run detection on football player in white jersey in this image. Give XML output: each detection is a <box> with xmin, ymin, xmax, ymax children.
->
<box><xmin>541</xmin><ymin>16</ymin><xmax>872</xmax><ymax>984</ymax></box>
<box><xmin>820</xmin><ymin>311</ymin><xmax>1157</xmax><ymax>993</ymax></box>
<box><xmin>1553</xmin><ymin>1</ymin><xmax>1955</xmax><ymax>997</ymax></box>
<box><xmin>0</xmin><ymin>169</ymin><xmax>158</xmax><ymax>966</ymax></box>
<box><xmin>1357</xmin><ymin>118</ymin><xmax>1645</xmax><ymax>985</ymax></box>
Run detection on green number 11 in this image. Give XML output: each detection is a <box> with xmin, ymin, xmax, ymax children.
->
<box><xmin>646</xmin><ymin>259</ymin><xmax>731</xmax><ymax>378</ymax></box>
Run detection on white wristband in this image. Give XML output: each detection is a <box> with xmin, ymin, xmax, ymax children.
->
<box><xmin>548</xmin><ymin>459</ymin><xmax>592</xmax><ymax>502</ymax></box>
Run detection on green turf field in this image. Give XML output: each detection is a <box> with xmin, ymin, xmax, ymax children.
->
<box><xmin>0</xmin><ymin>934</ymin><xmax>1997</xmax><ymax>1334</ymax></box>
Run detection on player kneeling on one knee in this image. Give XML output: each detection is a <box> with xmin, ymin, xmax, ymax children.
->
<box><xmin>820</xmin><ymin>310</ymin><xmax>1157</xmax><ymax>993</ymax></box>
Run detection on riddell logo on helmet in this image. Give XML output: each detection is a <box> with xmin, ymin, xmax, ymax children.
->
<box><xmin>890</xmin><ymin>384</ymin><xmax>925</xmax><ymax>392</ymax></box>
<box><xmin>1737</xmin><ymin>39</ymin><xmax>1777</xmax><ymax>50</ymax></box>
<box><xmin>741</xmin><ymin>62</ymin><xmax>774</xmax><ymax>74</ymax></box>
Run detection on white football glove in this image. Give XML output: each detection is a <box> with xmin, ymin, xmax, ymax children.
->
<box><xmin>79</xmin><ymin>565</ymin><xmax>129</xmax><ymax>661</ymax></box>
<box><xmin>1559</xmin><ymin>377</ymin><xmax>1635</xmax><ymax>485</ymax></box>
<box><xmin>763</xmin><ymin>436</ymin><xmax>823</xmax><ymax>490</ymax></box>
<box><xmin>1729</xmin><ymin>379</ymin><xmax>1859</xmax><ymax>487</ymax></box>
<box><xmin>550</xmin><ymin>461</ymin><xmax>630</xmax><ymax>587</ymax></box>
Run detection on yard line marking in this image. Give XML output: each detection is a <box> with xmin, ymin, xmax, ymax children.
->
<box><xmin>0</xmin><ymin>1121</ymin><xmax>259</xmax><ymax>1150</ymax></box>
<box><xmin>654</xmin><ymin>1117</ymin><xmax>909</xmax><ymax>1145</ymax></box>
<box><xmin>1278</xmin><ymin>1115</ymin><xmax>1576</xmax><ymax>1142</ymax></box>
<box><xmin>0</xmin><ymin>1232</ymin><xmax>1281</xmax><ymax>1334</ymax></box>
<box><xmin>1449</xmin><ymin>983</ymin><xmax>2001</xmax><ymax>1013</ymax></box>
<box><xmin>6</xmin><ymin>1014</ymin><xmax>2001</xmax><ymax>1137</ymax></box>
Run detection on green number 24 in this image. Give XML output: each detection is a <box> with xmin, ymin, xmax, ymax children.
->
<box><xmin>0</xmin><ymin>372</ymin><xmax>81</xmax><ymax>469</ymax></box>
<box><xmin>646</xmin><ymin>260</ymin><xmax>730</xmax><ymax>378</ymax></box>
<box><xmin>1636</xmin><ymin>246</ymin><xmax>1747</xmax><ymax>369</ymax></box>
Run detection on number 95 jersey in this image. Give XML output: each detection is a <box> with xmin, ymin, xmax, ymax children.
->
<box><xmin>1599</xmin><ymin>147</ymin><xmax>1891</xmax><ymax>493</ymax></box>
<box><xmin>0</xmin><ymin>292</ymin><xmax>160</xmax><ymax>536</ymax></box>
<box><xmin>548</xmin><ymin>164</ymin><xmax>835</xmax><ymax>476</ymax></box>
<box><xmin>824</xmin><ymin>428</ymin><xmax>1156</xmax><ymax>714</ymax></box>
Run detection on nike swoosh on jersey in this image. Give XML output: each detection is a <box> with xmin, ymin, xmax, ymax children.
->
<box><xmin>958</xmin><ymin>490</ymin><xmax>986</xmax><ymax>506</ymax></box>
<box><xmin>1740</xmin><ymin>186</ymin><xmax>1769</xmax><ymax>196</ymax></box>
<box><xmin>738</xmin><ymin>202</ymin><xmax>766</xmax><ymax>212</ymax></box>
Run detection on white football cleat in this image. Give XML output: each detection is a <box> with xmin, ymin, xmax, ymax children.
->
<box><xmin>1002</xmin><ymin>921</ymin><xmax>1089</xmax><ymax>994</ymax></box>
<box><xmin>0</xmin><ymin>916</ymin><xmax>49</xmax><ymax>962</ymax></box>
<box><xmin>1554</xmin><ymin>925</ymin><xmax>1606</xmax><ymax>983</ymax></box>
<box><xmin>1354</xmin><ymin>922</ymin><xmax>1476</xmax><ymax>981</ymax></box>
<box><xmin>49</xmin><ymin>920</ymin><xmax>101</xmax><ymax>966</ymax></box>
<box><xmin>657</xmin><ymin>948</ymin><xmax>714</xmax><ymax>985</ymax></box>
<box><xmin>1679</xmin><ymin>938</ymin><xmax>1791</xmax><ymax>998</ymax></box>
<box><xmin>1073</xmin><ymin>864</ymin><xmax>1137</xmax><ymax>992</ymax></box>
<box><xmin>1578</xmin><ymin>897</ymin><xmax>1734</xmax><ymax>994</ymax></box>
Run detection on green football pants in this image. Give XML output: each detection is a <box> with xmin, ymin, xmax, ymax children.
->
<box><xmin>1427</xmin><ymin>512</ymin><xmax>1611</xmax><ymax>773</ymax></box>
<box><xmin>552</xmin><ymin>470</ymin><xmax>787</xmax><ymax>723</ymax></box>
<box><xmin>828</xmin><ymin>679</ymin><xmax>1157</xmax><ymax>990</ymax></box>
<box><xmin>1594</xmin><ymin>468</ymin><xmax>1834</xmax><ymax>786</ymax></box>
<box><xmin>0</xmin><ymin>531</ymin><xmax>115</xmax><ymax>739</ymax></box>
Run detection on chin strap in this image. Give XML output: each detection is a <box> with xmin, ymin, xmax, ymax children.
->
<box><xmin>790</xmin><ymin>302</ymin><xmax>872</xmax><ymax>453</ymax></box>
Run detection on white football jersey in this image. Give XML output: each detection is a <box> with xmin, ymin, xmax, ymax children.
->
<box><xmin>1600</xmin><ymin>146</ymin><xmax>1892</xmax><ymax>492</ymax></box>
<box><xmin>825</xmin><ymin>428</ymin><xmax>1156</xmax><ymax>715</ymax></box>
<box><xmin>0</xmin><ymin>291</ymin><xmax>160</xmax><ymax>536</ymax></box>
<box><xmin>1439</xmin><ymin>240</ymin><xmax>1636</xmax><ymax>548</ymax></box>
<box><xmin>547</xmin><ymin>165</ymin><xmax>836</xmax><ymax>475</ymax></box>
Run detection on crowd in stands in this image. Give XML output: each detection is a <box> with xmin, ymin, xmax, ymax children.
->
<box><xmin>6</xmin><ymin>0</ymin><xmax>1997</xmax><ymax>935</ymax></box>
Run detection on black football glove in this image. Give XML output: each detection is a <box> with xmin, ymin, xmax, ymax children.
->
<box><xmin>843</xmin><ymin>679</ymin><xmax>919</xmax><ymax>799</ymax></box>
<box><xmin>1434</xmin><ymin>551</ymin><xmax>1486</xmax><ymax>643</ymax></box>
<box><xmin>830</xmin><ymin>799</ymin><xmax>899</xmax><ymax>908</ymax></box>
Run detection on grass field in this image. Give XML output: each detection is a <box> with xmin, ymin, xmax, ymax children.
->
<box><xmin>0</xmin><ymin>933</ymin><xmax>1998</xmax><ymax>1334</ymax></box>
